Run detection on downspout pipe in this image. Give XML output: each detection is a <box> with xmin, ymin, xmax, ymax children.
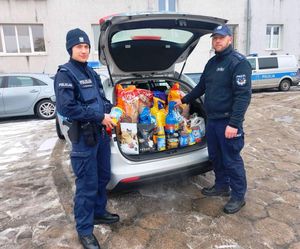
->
<box><xmin>246</xmin><ymin>0</ymin><xmax>251</xmax><ymax>55</ymax></box>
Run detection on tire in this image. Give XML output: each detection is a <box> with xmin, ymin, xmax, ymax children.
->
<box><xmin>36</xmin><ymin>99</ymin><xmax>56</xmax><ymax>119</ymax></box>
<box><xmin>279</xmin><ymin>79</ymin><xmax>291</xmax><ymax>91</ymax></box>
<box><xmin>56</xmin><ymin>116</ymin><xmax>65</xmax><ymax>140</ymax></box>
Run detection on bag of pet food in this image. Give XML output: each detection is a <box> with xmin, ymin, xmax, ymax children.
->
<box><xmin>120</xmin><ymin>123</ymin><xmax>139</xmax><ymax>155</ymax></box>
<box><xmin>137</xmin><ymin>89</ymin><xmax>153</xmax><ymax>113</ymax></box>
<box><xmin>137</xmin><ymin>123</ymin><xmax>156</xmax><ymax>153</ymax></box>
<box><xmin>120</xmin><ymin>86</ymin><xmax>139</xmax><ymax>123</ymax></box>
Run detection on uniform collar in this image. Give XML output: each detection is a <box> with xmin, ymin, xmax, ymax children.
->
<box><xmin>215</xmin><ymin>45</ymin><xmax>233</xmax><ymax>58</ymax></box>
<box><xmin>69</xmin><ymin>58</ymin><xmax>88</xmax><ymax>68</ymax></box>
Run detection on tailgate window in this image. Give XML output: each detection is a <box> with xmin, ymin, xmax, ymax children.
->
<box><xmin>112</xmin><ymin>28</ymin><xmax>193</xmax><ymax>44</ymax></box>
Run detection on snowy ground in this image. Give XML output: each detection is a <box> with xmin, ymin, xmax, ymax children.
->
<box><xmin>1</xmin><ymin>88</ymin><xmax>300</xmax><ymax>249</ymax></box>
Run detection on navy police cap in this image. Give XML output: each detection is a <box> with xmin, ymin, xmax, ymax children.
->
<box><xmin>211</xmin><ymin>25</ymin><xmax>232</xmax><ymax>37</ymax></box>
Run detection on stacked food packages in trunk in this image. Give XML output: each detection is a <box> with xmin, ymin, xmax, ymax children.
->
<box><xmin>110</xmin><ymin>83</ymin><xmax>205</xmax><ymax>155</ymax></box>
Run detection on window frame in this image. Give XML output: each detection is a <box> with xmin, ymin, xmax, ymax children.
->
<box><xmin>227</xmin><ymin>24</ymin><xmax>238</xmax><ymax>50</ymax></box>
<box><xmin>0</xmin><ymin>24</ymin><xmax>46</xmax><ymax>56</ymax></box>
<box><xmin>158</xmin><ymin>0</ymin><xmax>177</xmax><ymax>12</ymax></box>
<box><xmin>265</xmin><ymin>24</ymin><xmax>282</xmax><ymax>51</ymax></box>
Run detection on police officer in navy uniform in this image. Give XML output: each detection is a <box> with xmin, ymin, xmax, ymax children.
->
<box><xmin>54</xmin><ymin>28</ymin><xmax>119</xmax><ymax>249</ymax></box>
<box><xmin>176</xmin><ymin>25</ymin><xmax>252</xmax><ymax>214</ymax></box>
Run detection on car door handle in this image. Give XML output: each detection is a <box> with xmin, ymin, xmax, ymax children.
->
<box><xmin>30</xmin><ymin>90</ymin><xmax>39</xmax><ymax>93</ymax></box>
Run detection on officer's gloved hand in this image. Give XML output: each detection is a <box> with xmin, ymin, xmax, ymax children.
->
<box><xmin>102</xmin><ymin>113</ymin><xmax>116</xmax><ymax>129</ymax></box>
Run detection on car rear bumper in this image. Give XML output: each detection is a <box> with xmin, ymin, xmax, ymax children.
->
<box><xmin>111</xmin><ymin>159</ymin><xmax>212</xmax><ymax>192</ymax></box>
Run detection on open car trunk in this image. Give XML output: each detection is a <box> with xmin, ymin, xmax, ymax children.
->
<box><xmin>112</xmin><ymin>77</ymin><xmax>207</xmax><ymax>161</ymax></box>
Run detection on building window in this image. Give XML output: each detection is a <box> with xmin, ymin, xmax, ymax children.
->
<box><xmin>159</xmin><ymin>0</ymin><xmax>176</xmax><ymax>12</ymax></box>
<box><xmin>266</xmin><ymin>25</ymin><xmax>281</xmax><ymax>50</ymax></box>
<box><xmin>228</xmin><ymin>24</ymin><xmax>238</xmax><ymax>50</ymax></box>
<box><xmin>0</xmin><ymin>30</ymin><xmax>4</xmax><ymax>52</ymax></box>
<box><xmin>92</xmin><ymin>24</ymin><xmax>100</xmax><ymax>52</ymax></box>
<box><xmin>0</xmin><ymin>24</ymin><xmax>46</xmax><ymax>54</ymax></box>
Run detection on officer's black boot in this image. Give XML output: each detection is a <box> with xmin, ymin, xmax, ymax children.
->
<box><xmin>79</xmin><ymin>234</ymin><xmax>101</xmax><ymax>249</ymax></box>
<box><xmin>94</xmin><ymin>211</ymin><xmax>120</xmax><ymax>225</ymax></box>
<box><xmin>201</xmin><ymin>185</ymin><xmax>230</xmax><ymax>197</ymax></box>
<box><xmin>223</xmin><ymin>198</ymin><xmax>246</xmax><ymax>214</ymax></box>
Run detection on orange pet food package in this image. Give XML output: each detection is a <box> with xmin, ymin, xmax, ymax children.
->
<box><xmin>120</xmin><ymin>86</ymin><xmax>139</xmax><ymax>123</ymax></box>
<box><xmin>115</xmin><ymin>84</ymin><xmax>125</xmax><ymax>110</ymax></box>
<box><xmin>137</xmin><ymin>89</ymin><xmax>153</xmax><ymax>113</ymax></box>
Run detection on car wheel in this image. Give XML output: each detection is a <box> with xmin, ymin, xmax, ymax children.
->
<box><xmin>36</xmin><ymin>99</ymin><xmax>56</xmax><ymax>119</ymax></box>
<box><xmin>56</xmin><ymin>116</ymin><xmax>65</xmax><ymax>140</ymax></box>
<box><xmin>279</xmin><ymin>79</ymin><xmax>291</xmax><ymax>91</ymax></box>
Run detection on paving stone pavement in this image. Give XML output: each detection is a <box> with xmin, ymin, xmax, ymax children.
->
<box><xmin>0</xmin><ymin>89</ymin><xmax>300</xmax><ymax>249</ymax></box>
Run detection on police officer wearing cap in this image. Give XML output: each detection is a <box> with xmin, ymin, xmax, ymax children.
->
<box><xmin>54</xmin><ymin>28</ymin><xmax>120</xmax><ymax>249</ymax></box>
<box><xmin>175</xmin><ymin>24</ymin><xmax>252</xmax><ymax>214</ymax></box>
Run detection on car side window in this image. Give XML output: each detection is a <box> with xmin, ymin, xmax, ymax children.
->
<box><xmin>7</xmin><ymin>76</ymin><xmax>35</xmax><ymax>88</ymax></box>
<box><xmin>247</xmin><ymin>58</ymin><xmax>257</xmax><ymax>70</ymax></box>
<box><xmin>258</xmin><ymin>57</ymin><xmax>278</xmax><ymax>70</ymax></box>
<box><xmin>35</xmin><ymin>79</ymin><xmax>47</xmax><ymax>86</ymax></box>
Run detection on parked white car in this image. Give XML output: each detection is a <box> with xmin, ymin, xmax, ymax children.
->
<box><xmin>247</xmin><ymin>54</ymin><xmax>300</xmax><ymax>91</ymax></box>
<box><xmin>0</xmin><ymin>73</ymin><xmax>56</xmax><ymax>119</ymax></box>
<box><xmin>56</xmin><ymin>12</ymin><xmax>227</xmax><ymax>190</ymax></box>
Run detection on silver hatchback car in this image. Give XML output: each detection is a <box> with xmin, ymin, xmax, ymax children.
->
<box><xmin>0</xmin><ymin>73</ymin><xmax>56</xmax><ymax>119</ymax></box>
<box><xmin>56</xmin><ymin>13</ymin><xmax>227</xmax><ymax>190</ymax></box>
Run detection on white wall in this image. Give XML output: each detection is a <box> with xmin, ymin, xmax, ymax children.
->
<box><xmin>248</xmin><ymin>0</ymin><xmax>300</xmax><ymax>63</ymax></box>
<box><xmin>176</xmin><ymin>0</ymin><xmax>248</xmax><ymax>72</ymax></box>
<box><xmin>0</xmin><ymin>0</ymin><xmax>151</xmax><ymax>73</ymax></box>
<box><xmin>0</xmin><ymin>0</ymin><xmax>299</xmax><ymax>74</ymax></box>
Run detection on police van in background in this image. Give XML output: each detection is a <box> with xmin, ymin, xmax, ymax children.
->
<box><xmin>247</xmin><ymin>54</ymin><xmax>300</xmax><ymax>91</ymax></box>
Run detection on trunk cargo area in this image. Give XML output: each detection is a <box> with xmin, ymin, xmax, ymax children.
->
<box><xmin>112</xmin><ymin>77</ymin><xmax>206</xmax><ymax>161</ymax></box>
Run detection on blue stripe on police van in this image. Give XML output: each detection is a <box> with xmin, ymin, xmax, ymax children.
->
<box><xmin>251</xmin><ymin>72</ymin><xmax>297</xmax><ymax>81</ymax></box>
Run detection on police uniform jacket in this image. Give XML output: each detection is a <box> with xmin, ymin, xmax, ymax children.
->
<box><xmin>54</xmin><ymin>58</ymin><xmax>112</xmax><ymax>123</ymax></box>
<box><xmin>182</xmin><ymin>45</ymin><xmax>252</xmax><ymax>128</ymax></box>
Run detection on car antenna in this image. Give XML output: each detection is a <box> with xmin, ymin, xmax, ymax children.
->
<box><xmin>100</xmin><ymin>46</ymin><xmax>114</xmax><ymax>87</ymax></box>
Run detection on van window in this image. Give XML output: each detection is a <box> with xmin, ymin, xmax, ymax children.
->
<box><xmin>258</xmin><ymin>57</ymin><xmax>278</xmax><ymax>69</ymax></box>
<box><xmin>0</xmin><ymin>76</ymin><xmax>3</xmax><ymax>88</ymax></box>
<box><xmin>247</xmin><ymin>58</ymin><xmax>256</xmax><ymax>70</ymax></box>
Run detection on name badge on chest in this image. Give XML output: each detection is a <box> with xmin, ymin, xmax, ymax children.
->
<box><xmin>79</xmin><ymin>79</ymin><xmax>93</xmax><ymax>88</ymax></box>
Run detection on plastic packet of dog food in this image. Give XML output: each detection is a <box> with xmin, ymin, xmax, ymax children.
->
<box><xmin>137</xmin><ymin>123</ymin><xmax>156</xmax><ymax>153</ymax></box>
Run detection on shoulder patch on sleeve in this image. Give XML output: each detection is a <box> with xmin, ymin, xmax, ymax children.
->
<box><xmin>56</xmin><ymin>71</ymin><xmax>74</xmax><ymax>89</ymax></box>
<box><xmin>58</xmin><ymin>82</ymin><xmax>74</xmax><ymax>89</ymax></box>
<box><xmin>236</xmin><ymin>74</ymin><xmax>247</xmax><ymax>86</ymax></box>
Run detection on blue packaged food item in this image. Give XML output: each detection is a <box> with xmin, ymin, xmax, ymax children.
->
<box><xmin>188</xmin><ymin>129</ymin><xmax>196</xmax><ymax>145</ymax></box>
<box><xmin>139</xmin><ymin>107</ymin><xmax>156</xmax><ymax>125</ymax></box>
<box><xmin>165</xmin><ymin>101</ymin><xmax>179</xmax><ymax>134</ymax></box>
<box><xmin>192</xmin><ymin>126</ymin><xmax>201</xmax><ymax>143</ymax></box>
<box><xmin>179</xmin><ymin>132</ymin><xmax>189</xmax><ymax>147</ymax></box>
<box><xmin>153</xmin><ymin>90</ymin><xmax>167</xmax><ymax>103</ymax></box>
<box><xmin>157</xmin><ymin>135</ymin><xmax>166</xmax><ymax>151</ymax></box>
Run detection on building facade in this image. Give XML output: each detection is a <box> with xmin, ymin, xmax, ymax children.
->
<box><xmin>0</xmin><ymin>0</ymin><xmax>299</xmax><ymax>74</ymax></box>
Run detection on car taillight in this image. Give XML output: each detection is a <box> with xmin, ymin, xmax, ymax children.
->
<box><xmin>106</xmin><ymin>127</ymin><xmax>112</xmax><ymax>137</ymax></box>
<box><xmin>120</xmin><ymin>176</ymin><xmax>141</xmax><ymax>183</ymax></box>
